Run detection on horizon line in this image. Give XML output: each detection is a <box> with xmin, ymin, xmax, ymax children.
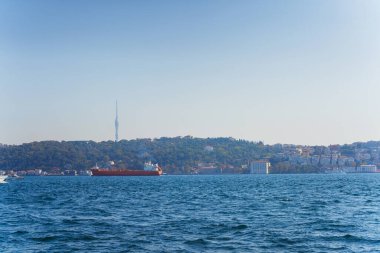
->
<box><xmin>1</xmin><ymin>136</ymin><xmax>379</xmax><ymax>147</ymax></box>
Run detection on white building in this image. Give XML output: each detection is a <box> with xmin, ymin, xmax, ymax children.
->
<box><xmin>250</xmin><ymin>161</ymin><xmax>270</xmax><ymax>174</ymax></box>
<box><xmin>343</xmin><ymin>165</ymin><xmax>377</xmax><ymax>173</ymax></box>
<box><xmin>204</xmin><ymin>145</ymin><xmax>214</xmax><ymax>152</ymax></box>
<box><xmin>357</xmin><ymin>165</ymin><xmax>377</xmax><ymax>173</ymax></box>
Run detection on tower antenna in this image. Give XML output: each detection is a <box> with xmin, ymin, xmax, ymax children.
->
<box><xmin>115</xmin><ymin>100</ymin><xmax>119</xmax><ymax>142</ymax></box>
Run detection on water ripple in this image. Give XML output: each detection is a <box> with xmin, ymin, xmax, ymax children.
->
<box><xmin>1</xmin><ymin>174</ymin><xmax>380</xmax><ymax>252</ymax></box>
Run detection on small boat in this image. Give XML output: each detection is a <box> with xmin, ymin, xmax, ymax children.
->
<box><xmin>0</xmin><ymin>175</ymin><xmax>8</xmax><ymax>183</ymax></box>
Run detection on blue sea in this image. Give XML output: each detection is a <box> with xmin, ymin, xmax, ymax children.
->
<box><xmin>1</xmin><ymin>174</ymin><xmax>380</xmax><ymax>252</ymax></box>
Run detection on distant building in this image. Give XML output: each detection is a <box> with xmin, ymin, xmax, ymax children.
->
<box><xmin>356</xmin><ymin>152</ymin><xmax>371</xmax><ymax>161</ymax></box>
<box><xmin>320</xmin><ymin>156</ymin><xmax>331</xmax><ymax>166</ymax></box>
<box><xmin>342</xmin><ymin>167</ymin><xmax>356</xmax><ymax>173</ymax></box>
<box><xmin>357</xmin><ymin>165</ymin><xmax>377</xmax><ymax>173</ymax></box>
<box><xmin>196</xmin><ymin>163</ymin><xmax>219</xmax><ymax>175</ymax></box>
<box><xmin>63</xmin><ymin>170</ymin><xmax>77</xmax><ymax>176</ymax></box>
<box><xmin>196</xmin><ymin>167</ymin><xmax>222</xmax><ymax>175</ymax></box>
<box><xmin>204</xmin><ymin>145</ymin><xmax>214</xmax><ymax>152</ymax></box>
<box><xmin>311</xmin><ymin>155</ymin><xmax>320</xmax><ymax>166</ymax></box>
<box><xmin>343</xmin><ymin>165</ymin><xmax>377</xmax><ymax>173</ymax></box>
<box><xmin>250</xmin><ymin>160</ymin><xmax>270</xmax><ymax>174</ymax></box>
<box><xmin>78</xmin><ymin>170</ymin><xmax>92</xmax><ymax>176</ymax></box>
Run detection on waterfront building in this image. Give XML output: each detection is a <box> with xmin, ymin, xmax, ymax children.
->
<box><xmin>63</xmin><ymin>170</ymin><xmax>78</xmax><ymax>176</ymax></box>
<box><xmin>250</xmin><ymin>160</ymin><xmax>270</xmax><ymax>174</ymax></box>
<box><xmin>357</xmin><ymin>165</ymin><xmax>377</xmax><ymax>173</ymax></box>
<box><xmin>343</xmin><ymin>165</ymin><xmax>377</xmax><ymax>173</ymax></box>
<box><xmin>196</xmin><ymin>163</ymin><xmax>219</xmax><ymax>174</ymax></box>
<box><xmin>342</xmin><ymin>167</ymin><xmax>356</xmax><ymax>173</ymax></box>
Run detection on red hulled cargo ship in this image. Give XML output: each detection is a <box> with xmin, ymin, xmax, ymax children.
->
<box><xmin>91</xmin><ymin>162</ymin><xmax>163</xmax><ymax>176</ymax></box>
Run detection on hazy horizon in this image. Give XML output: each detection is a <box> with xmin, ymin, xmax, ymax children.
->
<box><xmin>2</xmin><ymin>0</ymin><xmax>380</xmax><ymax>146</ymax></box>
<box><xmin>2</xmin><ymin>135</ymin><xmax>380</xmax><ymax>147</ymax></box>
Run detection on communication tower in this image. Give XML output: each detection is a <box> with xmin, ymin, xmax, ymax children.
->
<box><xmin>115</xmin><ymin>100</ymin><xmax>119</xmax><ymax>142</ymax></box>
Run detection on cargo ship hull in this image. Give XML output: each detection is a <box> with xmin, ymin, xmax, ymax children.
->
<box><xmin>91</xmin><ymin>169</ymin><xmax>162</xmax><ymax>176</ymax></box>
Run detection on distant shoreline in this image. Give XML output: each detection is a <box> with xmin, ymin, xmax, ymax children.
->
<box><xmin>1</xmin><ymin>137</ymin><xmax>379</xmax><ymax>175</ymax></box>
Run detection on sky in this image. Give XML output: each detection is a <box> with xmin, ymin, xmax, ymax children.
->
<box><xmin>1</xmin><ymin>0</ymin><xmax>380</xmax><ymax>145</ymax></box>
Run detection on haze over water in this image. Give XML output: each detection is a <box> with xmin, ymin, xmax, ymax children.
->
<box><xmin>2</xmin><ymin>174</ymin><xmax>380</xmax><ymax>252</ymax></box>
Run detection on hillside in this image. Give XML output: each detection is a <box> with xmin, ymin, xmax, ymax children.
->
<box><xmin>1</xmin><ymin>137</ymin><xmax>378</xmax><ymax>174</ymax></box>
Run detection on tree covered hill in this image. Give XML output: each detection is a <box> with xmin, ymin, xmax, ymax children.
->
<box><xmin>0</xmin><ymin>137</ymin><xmax>269</xmax><ymax>174</ymax></box>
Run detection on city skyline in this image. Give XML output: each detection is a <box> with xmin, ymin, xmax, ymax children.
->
<box><xmin>1</xmin><ymin>0</ymin><xmax>380</xmax><ymax>145</ymax></box>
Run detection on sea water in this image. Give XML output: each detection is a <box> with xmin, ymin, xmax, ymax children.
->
<box><xmin>1</xmin><ymin>174</ymin><xmax>380</xmax><ymax>252</ymax></box>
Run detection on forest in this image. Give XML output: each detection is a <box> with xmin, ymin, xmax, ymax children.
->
<box><xmin>0</xmin><ymin>137</ymin><xmax>272</xmax><ymax>174</ymax></box>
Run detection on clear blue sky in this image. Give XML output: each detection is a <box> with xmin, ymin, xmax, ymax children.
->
<box><xmin>1</xmin><ymin>0</ymin><xmax>380</xmax><ymax>145</ymax></box>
